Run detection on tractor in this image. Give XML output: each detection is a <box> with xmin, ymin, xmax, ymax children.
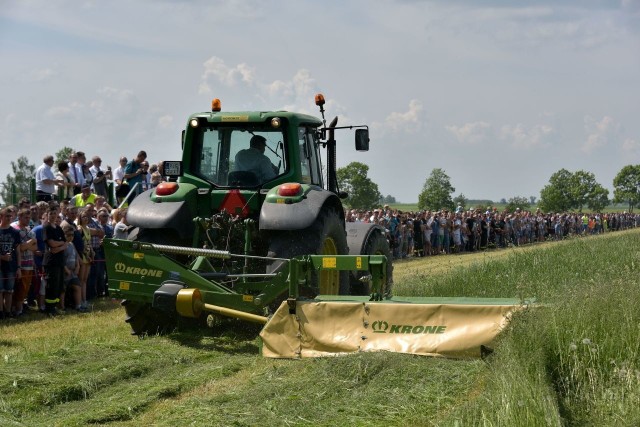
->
<box><xmin>110</xmin><ymin>94</ymin><xmax>393</xmax><ymax>335</ymax></box>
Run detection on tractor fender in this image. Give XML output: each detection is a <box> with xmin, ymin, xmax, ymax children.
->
<box><xmin>259</xmin><ymin>189</ymin><xmax>343</xmax><ymax>231</ymax></box>
<box><xmin>345</xmin><ymin>222</ymin><xmax>387</xmax><ymax>255</ymax></box>
<box><xmin>126</xmin><ymin>187</ymin><xmax>196</xmax><ymax>240</ymax></box>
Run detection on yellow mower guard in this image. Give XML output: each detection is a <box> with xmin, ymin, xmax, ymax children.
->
<box><xmin>261</xmin><ymin>298</ymin><xmax>529</xmax><ymax>359</ymax></box>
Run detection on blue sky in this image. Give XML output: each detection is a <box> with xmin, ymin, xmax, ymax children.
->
<box><xmin>1</xmin><ymin>0</ymin><xmax>639</xmax><ymax>203</ymax></box>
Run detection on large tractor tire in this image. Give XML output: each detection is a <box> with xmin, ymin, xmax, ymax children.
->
<box><xmin>267</xmin><ymin>208</ymin><xmax>350</xmax><ymax>297</ymax></box>
<box><xmin>350</xmin><ymin>230</ymin><xmax>394</xmax><ymax>297</ymax></box>
<box><xmin>123</xmin><ymin>300</ymin><xmax>176</xmax><ymax>336</ymax></box>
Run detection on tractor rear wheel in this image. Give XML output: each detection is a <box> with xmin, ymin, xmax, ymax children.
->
<box><xmin>267</xmin><ymin>208</ymin><xmax>350</xmax><ymax>297</ymax></box>
<box><xmin>350</xmin><ymin>230</ymin><xmax>394</xmax><ymax>297</ymax></box>
<box><xmin>123</xmin><ymin>300</ymin><xmax>176</xmax><ymax>336</ymax></box>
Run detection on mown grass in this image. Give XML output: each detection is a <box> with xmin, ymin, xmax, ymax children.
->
<box><xmin>1</xmin><ymin>229</ymin><xmax>639</xmax><ymax>426</ymax></box>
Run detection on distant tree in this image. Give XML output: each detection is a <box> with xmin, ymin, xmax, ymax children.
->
<box><xmin>613</xmin><ymin>165</ymin><xmax>640</xmax><ymax>212</ymax></box>
<box><xmin>572</xmin><ymin>170</ymin><xmax>608</xmax><ymax>212</ymax></box>
<box><xmin>337</xmin><ymin>162</ymin><xmax>382</xmax><ymax>209</ymax></box>
<box><xmin>505</xmin><ymin>196</ymin><xmax>531</xmax><ymax>213</ymax></box>
<box><xmin>1</xmin><ymin>156</ymin><xmax>36</xmax><ymax>205</ymax></box>
<box><xmin>529</xmin><ymin>196</ymin><xmax>537</xmax><ymax>205</ymax></box>
<box><xmin>587</xmin><ymin>185</ymin><xmax>610</xmax><ymax>212</ymax></box>
<box><xmin>499</xmin><ymin>198</ymin><xmax>507</xmax><ymax>204</ymax></box>
<box><xmin>418</xmin><ymin>168</ymin><xmax>455</xmax><ymax>211</ymax></box>
<box><xmin>453</xmin><ymin>193</ymin><xmax>468</xmax><ymax>211</ymax></box>
<box><xmin>539</xmin><ymin>169</ymin><xmax>609</xmax><ymax>212</ymax></box>
<box><xmin>383</xmin><ymin>194</ymin><xmax>397</xmax><ymax>204</ymax></box>
<box><xmin>539</xmin><ymin>169</ymin><xmax>576</xmax><ymax>212</ymax></box>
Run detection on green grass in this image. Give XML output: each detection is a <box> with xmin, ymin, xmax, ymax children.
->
<box><xmin>1</xmin><ymin>229</ymin><xmax>639</xmax><ymax>426</ymax></box>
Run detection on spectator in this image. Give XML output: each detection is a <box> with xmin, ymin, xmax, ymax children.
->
<box><xmin>68</xmin><ymin>152</ymin><xmax>84</xmax><ymax>194</ymax></box>
<box><xmin>1</xmin><ymin>207</ymin><xmax>22</xmax><ymax>319</ymax></box>
<box><xmin>112</xmin><ymin>209</ymin><xmax>130</xmax><ymax>239</ymax></box>
<box><xmin>90</xmin><ymin>156</ymin><xmax>112</xmax><ymax>198</ymax></box>
<box><xmin>43</xmin><ymin>207</ymin><xmax>67</xmax><ymax>316</ymax></box>
<box><xmin>60</xmin><ymin>223</ymin><xmax>85</xmax><ymax>312</ymax></box>
<box><xmin>137</xmin><ymin>160</ymin><xmax>151</xmax><ymax>192</ymax></box>
<box><xmin>114</xmin><ymin>156</ymin><xmax>128</xmax><ymax>201</ymax></box>
<box><xmin>123</xmin><ymin>150</ymin><xmax>148</xmax><ymax>200</ymax></box>
<box><xmin>82</xmin><ymin>161</ymin><xmax>94</xmax><ymax>190</ymax></box>
<box><xmin>56</xmin><ymin>161</ymin><xmax>76</xmax><ymax>201</ymax></box>
<box><xmin>76</xmin><ymin>209</ymin><xmax>94</xmax><ymax>309</ymax></box>
<box><xmin>70</xmin><ymin>184</ymin><xmax>97</xmax><ymax>208</ymax></box>
<box><xmin>11</xmin><ymin>208</ymin><xmax>36</xmax><ymax>316</ymax></box>
<box><xmin>35</xmin><ymin>155</ymin><xmax>62</xmax><ymax>202</ymax></box>
<box><xmin>91</xmin><ymin>208</ymin><xmax>111</xmax><ymax>297</ymax></box>
<box><xmin>150</xmin><ymin>161</ymin><xmax>165</xmax><ymax>187</ymax></box>
<box><xmin>94</xmin><ymin>196</ymin><xmax>113</xmax><ymax>214</ymax></box>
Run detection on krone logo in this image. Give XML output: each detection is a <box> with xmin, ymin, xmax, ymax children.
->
<box><xmin>372</xmin><ymin>320</ymin><xmax>389</xmax><ymax>333</ymax></box>
<box><xmin>112</xmin><ymin>263</ymin><xmax>163</xmax><ymax>278</ymax></box>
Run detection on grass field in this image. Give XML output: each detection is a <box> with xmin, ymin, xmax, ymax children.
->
<box><xmin>1</xmin><ymin>230</ymin><xmax>639</xmax><ymax>426</ymax></box>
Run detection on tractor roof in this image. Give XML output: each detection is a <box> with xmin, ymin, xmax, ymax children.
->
<box><xmin>189</xmin><ymin>110</ymin><xmax>323</xmax><ymax>127</ymax></box>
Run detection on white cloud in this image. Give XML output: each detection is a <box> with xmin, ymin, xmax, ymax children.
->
<box><xmin>198</xmin><ymin>81</ymin><xmax>211</xmax><ymax>95</ymax></box>
<box><xmin>446</xmin><ymin>121</ymin><xmax>492</xmax><ymax>145</ymax></box>
<box><xmin>28</xmin><ymin>68</ymin><xmax>55</xmax><ymax>82</ymax></box>
<box><xmin>375</xmin><ymin>99</ymin><xmax>423</xmax><ymax>133</ymax></box>
<box><xmin>44</xmin><ymin>105</ymin><xmax>75</xmax><ymax>119</ymax></box>
<box><xmin>158</xmin><ymin>115</ymin><xmax>173</xmax><ymax>129</ymax></box>
<box><xmin>583</xmin><ymin>115</ymin><xmax>620</xmax><ymax>154</ymax></box>
<box><xmin>500</xmin><ymin>123</ymin><xmax>554</xmax><ymax>149</ymax></box>
<box><xmin>622</xmin><ymin>138</ymin><xmax>640</xmax><ymax>155</ymax></box>
<box><xmin>200</xmin><ymin>56</ymin><xmax>255</xmax><ymax>90</ymax></box>
<box><xmin>265</xmin><ymin>80</ymin><xmax>292</xmax><ymax>98</ymax></box>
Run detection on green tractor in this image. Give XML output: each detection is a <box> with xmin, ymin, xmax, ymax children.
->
<box><xmin>111</xmin><ymin>94</ymin><xmax>392</xmax><ymax>335</ymax></box>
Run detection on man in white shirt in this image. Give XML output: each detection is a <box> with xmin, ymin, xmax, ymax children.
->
<box><xmin>68</xmin><ymin>152</ymin><xmax>84</xmax><ymax>194</ymax></box>
<box><xmin>35</xmin><ymin>155</ymin><xmax>62</xmax><ymax>201</ymax></box>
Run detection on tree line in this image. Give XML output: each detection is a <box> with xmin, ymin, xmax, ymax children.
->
<box><xmin>336</xmin><ymin>162</ymin><xmax>640</xmax><ymax>213</ymax></box>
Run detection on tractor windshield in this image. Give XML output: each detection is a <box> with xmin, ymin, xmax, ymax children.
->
<box><xmin>191</xmin><ymin>126</ymin><xmax>287</xmax><ymax>187</ymax></box>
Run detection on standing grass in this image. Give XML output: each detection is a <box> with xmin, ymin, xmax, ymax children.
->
<box><xmin>1</xmin><ymin>229</ymin><xmax>639</xmax><ymax>426</ymax></box>
<box><xmin>398</xmin><ymin>230</ymin><xmax>640</xmax><ymax>426</ymax></box>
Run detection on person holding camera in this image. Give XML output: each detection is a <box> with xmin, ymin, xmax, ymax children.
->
<box><xmin>89</xmin><ymin>156</ymin><xmax>112</xmax><ymax>198</ymax></box>
<box><xmin>123</xmin><ymin>150</ymin><xmax>148</xmax><ymax>202</ymax></box>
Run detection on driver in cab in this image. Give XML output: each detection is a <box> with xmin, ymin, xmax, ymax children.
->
<box><xmin>234</xmin><ymin>135</ymin><xmax>277</xmax><ymax>182</ymax></box>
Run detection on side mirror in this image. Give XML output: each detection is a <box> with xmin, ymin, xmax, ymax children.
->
<box><xmin>355</xmin><ymin>129</ymin><xmax>369</xmax><ymax>152</ymax></box>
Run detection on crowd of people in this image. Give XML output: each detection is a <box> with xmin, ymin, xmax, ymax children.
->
<box><xmin>34</xmin><ymin>150</ymin><xmax>165</xmax><ymax>205</ymax></box>
<box><xmin>0</xmin><ymin>149</ymin><xmax>162</xmax><ymax>320</ymax></box>
<box><xmin>347</xmin><ymin>206</ymin><xmax>640</xmax><ymax>259</ymax></box>
<box><xmin>3</xmin><ymin>149</ymin><xmax>639</xmax><ymax>320</ymax></box>
<box><xmin>0</xmin><ymin>198</ymin><xmax>131</xmax><ymax>319</ymax></box>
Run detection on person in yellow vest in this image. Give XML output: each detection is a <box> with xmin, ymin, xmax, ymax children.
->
<box><xmin>70</xmin><ymin>184</ymin><xmax>97</xmax><ymax>208</ymax></box>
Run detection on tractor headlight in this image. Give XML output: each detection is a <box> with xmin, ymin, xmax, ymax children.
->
<box><xmin>271</xmin><ymin>117</ymin><xmax>281</xmax><ymax>128</ymax></box>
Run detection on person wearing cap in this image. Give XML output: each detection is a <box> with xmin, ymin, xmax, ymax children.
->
<box><xmin>234</xmin><ymin>135</ymin><xmax>277</xmax><ymax>183</ymax></box>
<box><xmin>70</xmin><ymin>184</ymin><xmax>97</xmax><ymax>208</ymax></box>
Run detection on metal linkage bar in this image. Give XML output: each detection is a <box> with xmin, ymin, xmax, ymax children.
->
<box><xmin>147</xmin><ymin>243</ymin><xmax>232</xmax><ymax>259</ymax></box>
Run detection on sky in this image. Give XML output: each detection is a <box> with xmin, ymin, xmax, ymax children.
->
<box><xmin>1</xmin><ymin>0</ymin><xmax>639</xmax><ymax>203</ymax></box>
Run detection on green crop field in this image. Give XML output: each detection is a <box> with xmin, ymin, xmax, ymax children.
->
<box><xmin>2</xmin><ymin>230</ymin><xmax>639</xmax><ymax>426</ymax></box>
